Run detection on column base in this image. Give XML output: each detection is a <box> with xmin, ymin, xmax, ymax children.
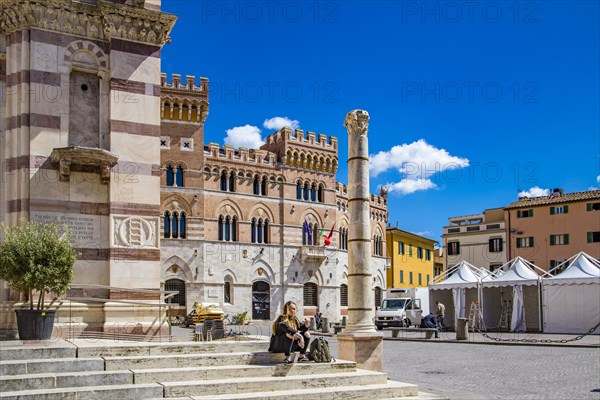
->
<box><xmin>337</xmin><ymin>331</ymin><xmax>384</xmax><ymax>371</ymax></box>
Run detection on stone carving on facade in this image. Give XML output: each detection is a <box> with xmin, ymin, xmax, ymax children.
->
<box><xmin>0</xmin><ymin>0</ymin><xmax>176</xmax><ymax>46</ymax></box>
<box><xmin>113</xmin><ymin>216</ymin><xmax>158</xmax><ymax>248</ymax></box>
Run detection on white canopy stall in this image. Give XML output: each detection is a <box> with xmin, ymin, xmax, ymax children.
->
<box><xmin>429</xmin><ymin>261</ymin><xmax>481</xmax><ymax>329</ymax></box>
<box><xmin>542</xmin><ymin>252</ymin><xmax>600</xmax><ymax>334</ymax></box>
<box><xmin>481</xmin><ymin>257</ymin><xmax>546</xmax><ymax>332</ymax></box>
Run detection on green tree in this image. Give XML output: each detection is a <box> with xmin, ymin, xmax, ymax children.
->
<box><xmin>0</xmin><ymin>220</ymin><xmax>78</xmax><ymax>310</ymax></box>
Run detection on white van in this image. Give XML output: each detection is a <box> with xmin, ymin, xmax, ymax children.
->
<box><xmin>374</xmin><ymin>288</ymin><xmax>429</xmax><ymax>329</ymax></box>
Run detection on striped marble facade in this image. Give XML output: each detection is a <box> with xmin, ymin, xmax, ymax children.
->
<box><xmin>0</xmin><ymin>0</ymin><xmax>176</xmax><ymax>335</ymax></box>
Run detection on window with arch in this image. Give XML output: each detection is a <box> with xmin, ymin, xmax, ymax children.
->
<box><xmin>303</xmin><ymin>183</ymin><xmax>310</xmax><ymax>201</ymax></box>
<box><xmin>261</xmin><ymin>177</ymin><xmax>267</xmax><ymax>196</ymax></box>
<box><xmin>224</xmin><ymin>279</ymin><xmax>232</xmax><ymax>304</ymax></box>
<box><xmin>163</xmin><ymin>211</ymin><xmax>171</xmax><ymax>238</ymax></box>
<box><xmin>303</xmin><ymin>282</ymin><xmax>318</xmax><ymax>307</ymax></box>
<box><xmin>340</xmin><ymin>284</ymin><xmax>348</xmax><ymax>307</ymax></box>
<box><xmin>166</xmin><ymin>165</ymin><xmax>174</xmax><ymax>186</ymax></box>
<box><xmin>165</xmin><ymin>279</ymin><xmax>186</xmax><ymax>306</ymax></box>
<box><xmin>163</xmin><ymin>211</ymin><xmax>187</xmax><ymax>239</ymax></box>
<box><xmin>373</xmin><ymin>235</ymin><xmax>383</xmax><ymax>256</ymax></box>
<box><xmin>176</xmin><ymin>166</ymin><xmax>184</xmax><ymax>187</ymax></box>
<box><xmin>296</xmin><ymin>181</ymin><xmax>303</xmax><ymax>199</ymax></box>
<box><xmin>251</xmin><ymin>218</ymin><xmax>270</xmax><ymax>244</ymax></box>
<box><xmin>219</xmin><ymin>171</ymin><xmax>236</xmax><ymax>192</ymax></box>
<box><xmin>303</xmin><ymin>222</ymin><xmax>319</xmax><ymax>246</ymax></box>
<box><xmin>317</xmin><ymin>185</ymin><xmax>324</xmax><ymax>203</ymax></box>
<box><xmin>310</xmin><ymin>183</ymin><xmax>317</xmax><ymax>202</ymax></box>
<box><xmin>229</xmin><ymin>172</ymin><xmax>235</xmax><ymax>192</ymax></box>
<box><xmin>218</xmin><ymin>215</ymin><xmax>237</xmax><ymax>242</ymax></box>
<box><xmin>253</xmin><ymin>176</ymin><xmax>260</xmax><ymax>195</ymax></box>
<box><xmin>374</xmin><ymin>286</ymin><xmax>382</xmax><ymax>308</ymax></box>
<box><xmin>339</xmin><ymin>227</ymin><xmax>348</xmax><ymax>250</ymax></box>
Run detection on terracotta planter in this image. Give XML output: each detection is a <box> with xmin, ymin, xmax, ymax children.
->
<box><xmin>15</xmin><ymin>309</ymin><xmax>56</xmax><ymax>340</ymax></box>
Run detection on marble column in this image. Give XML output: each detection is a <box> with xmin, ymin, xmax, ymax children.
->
<box><xmin>338</xmin><ymin>110</ymin><xmax>383</xmax><ymax>371</ymax></box>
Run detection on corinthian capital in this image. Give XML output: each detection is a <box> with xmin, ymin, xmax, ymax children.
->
<box><xmin>344</xmin><ymin>109</ymin><xmax>370</xmax><ymax>137</ymax></box>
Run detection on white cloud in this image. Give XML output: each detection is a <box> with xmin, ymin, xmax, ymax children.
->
<box><xmin>263</xmin><ymin>117</ymin><xmax>300</xmax><ymax>131</ymax></box>
<box><xmin>518</xmin><ymin>186</ymin><xmax>550</xmax><ymax>198</ymax></box>
<box><xmin>386</xmin><ymin>178</ymin><xmax>437</xmax><ymax>195</ymax></box>
<box><xmin>370</xmin><ymin>139</ymin><xmax>469</xmax><ymax>195</ymax></box>
<box><xmin>224</xmin><ymin>125</ymin><xmax>264</xmax><ymax>149</ymax></box>
<box><xmin>597</xmin><ymin>175</ymin><xmax>600</xmax><ymax>184</ymax></box>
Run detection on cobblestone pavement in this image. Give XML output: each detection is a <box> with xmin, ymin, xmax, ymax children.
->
<box><xmin>327</xmin><ymin>338</ymin><xmax>600</xmax><ymax>400</ymax></box>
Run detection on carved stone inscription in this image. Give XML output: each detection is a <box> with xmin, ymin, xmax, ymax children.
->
<box><xmin>31</xmin><ymin>212</ymin><xmax>101</xmax><ymax>244</ymax></box>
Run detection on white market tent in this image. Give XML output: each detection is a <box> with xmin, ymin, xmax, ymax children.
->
<box><xmin>542</xmin><ymin>252</ymin><xmax>600</xmax><ymax>334</ymax></box>
<box><xmin>429</xmin><ymin>261</ymin><xmax>482</xmax><ymax>329</ymax></box>
<box><xmin>481</xmin><ymin>257</ymin><xmax>548</xmax><ymax>332</ymax></box>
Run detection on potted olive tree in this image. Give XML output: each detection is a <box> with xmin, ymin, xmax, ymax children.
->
<box><xmin>0</xmin><ymin>219</ymin><xmax>77</xmax><ymax>340</ymax></box>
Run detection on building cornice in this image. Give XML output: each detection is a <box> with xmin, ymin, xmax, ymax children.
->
<box><xmin>0</xmin><ymin>0</ymin><xmax>177</xmax><ymax>46</ymax></box>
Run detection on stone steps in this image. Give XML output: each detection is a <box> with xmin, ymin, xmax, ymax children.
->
<box><xmin>0</xmin><ymin>339</ymin><xmax>441</xmax><ymax>400</ymax></box>
<box><xmin>161</xmin><ymin>370</ymin><xmax>388</xmax><ymax>397</ymax></box>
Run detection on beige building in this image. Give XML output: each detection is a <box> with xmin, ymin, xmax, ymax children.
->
<box><xmin>442</xmin><ymin>208</ymin><xmax>507</xmax><ymax>271</ymax></box>
<box><xmin>504</xmin><ymin>189</ymin><xmax>600</xmax><ymax>271</ymax></box>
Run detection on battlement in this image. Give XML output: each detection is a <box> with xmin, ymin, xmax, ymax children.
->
<box><xmin>336</xmin><ymin>182</ymin><xmax>387</xmax><ymax>208</ymax></box>
<box><xmin>160</xmin><ymin>73</ymin><xmax>208</xmax><ymax>124</ymax></box>
<box><xmin>161</xmin><ymin>73</ymin><xmax>209</xmax><ymax>92</ymax></box>
<box><xmin>203</xmin><ymin>143</ymin><xmax>277</xmax><ymax>168</ymax></box>
<box><xmin>264</xmin><ymin>126</ymin><xmax>338</xmax><ymax>151</ymax></box>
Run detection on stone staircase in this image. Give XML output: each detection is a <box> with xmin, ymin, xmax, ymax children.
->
<box><xmin>0</xmin><ymin>338</ymin><xmax>440</xmax><ymax>399</ymax></box>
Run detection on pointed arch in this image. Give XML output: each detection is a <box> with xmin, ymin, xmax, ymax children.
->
<box><xmin>215</xmin><ymin>200</ymin><xmax>243</xmax><ymax>220</ymax></box>
<box><xmin>162</xmin><ymin>255</ymin><xmax>193</xmax><ymax>282</ymax></box>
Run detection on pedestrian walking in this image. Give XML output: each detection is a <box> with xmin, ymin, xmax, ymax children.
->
<box><xmin>435</xmin><ymin>301</ymin><xmax>446</xmax><ymax>331</ymax></box>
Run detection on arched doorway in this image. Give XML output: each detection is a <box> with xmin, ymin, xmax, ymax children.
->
<box><xmin>165</xmin><ymin>278</ymin><xmax>186</xmax><ymax>306</ymax></box>
<box><xmin>252</xmin><ymin>281</ymin><xmax>270</xmax><ymax>320</ymax></box>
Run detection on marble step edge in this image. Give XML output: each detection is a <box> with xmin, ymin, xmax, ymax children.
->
<box><xmin>0</xmin><ymin>357</ymin><xmax>105</xmax><ymax>376</ymax></box>
<box><xmin>0</xmin><ymin>370</ymin><xmax>133</xmax><ymax>392</ymax></box>
<box><xmin>162</xmin><ymin>370</ymin><xmax>389</xmax><ymax>397</ymax></box>
<box><xmin>185</xmin><ymin>380</ymin><xmax>419</xmax><ymax>400</ymax></box>
<box><xmin>0</xmin><ymin>383</ymin><xmax>164</xmax><ymax>400</ymax></box>
<box><xmin>132</xmin><ymin>360</ymin><xmax>357</xmax><ymax>382</ymax></box>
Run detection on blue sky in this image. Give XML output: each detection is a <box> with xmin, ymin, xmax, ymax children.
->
<box><xmin>161</xmin><ymin>1</ymin><xmax>599</xmax><ymax>244</ymax></box>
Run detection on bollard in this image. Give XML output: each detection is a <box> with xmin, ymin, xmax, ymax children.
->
<box><xmin>321</xmin><ymin>318</ymin><xmax>329</xmax><ymax>333</ymax></box>
<box><xmin>456</xmin><ymin>318</ymin><xmax>468</xmax><ymax>340</ymax></box>
<box><xmin>309</xmin><ymin>317</ymin><xmax>316</xmax><ymax>330</ymax></box>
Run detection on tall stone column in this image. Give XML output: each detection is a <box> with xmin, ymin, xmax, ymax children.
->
<box><xmin>338</xmin><ymin>110</ymin><xmax>383</xmax><ymax>371</ymax></box>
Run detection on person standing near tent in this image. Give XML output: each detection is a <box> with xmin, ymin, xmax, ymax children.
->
<box><xmin>435</xmin><ymin>301</ymin><xmax>446</xmax><ymax>331</ymax></box>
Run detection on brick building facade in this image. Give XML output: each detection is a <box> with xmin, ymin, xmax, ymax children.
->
<box><xmin>158</xmin><ymin>74</ymin><xmax>389</xmax><ymax>323</ymax></box>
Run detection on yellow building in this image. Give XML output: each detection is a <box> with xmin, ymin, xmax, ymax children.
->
<box><xmin>386</xmin><ymin>228</ymin><xmax>436</xmax><ymax>288</ymax></box>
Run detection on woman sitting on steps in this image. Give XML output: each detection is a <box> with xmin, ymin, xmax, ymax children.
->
<box><xmin>268</xmin><ymin>301</ymin><xmax>311</xmax><ymax>364</ymax></box>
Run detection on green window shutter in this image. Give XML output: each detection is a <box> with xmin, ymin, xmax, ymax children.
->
<box><xmin>550</xmin><ymin>235</ymin><xmax>555</xmax><ymax>245</ymax></box>
<box><xmin>517</xmin><ymin>210</ymin><xmax>522</xmax><ymax>218</ymax></box>
<box><xmin>400</xmin><ymin>270</ymin><xmax>404</xmax><ymax>283</ymax></box>
<box><xmin>588</xmin><ymin>232</ymin><xmax>594</xmax><ymax>243</ymax></box>
<box><xmin>529</xmin><ymin>209</ymin><xmax>533</xmax><ymax>217</ymax></box>
<box><xmin>516</xmin><ymin>239</ymin><xmax>521</xmax><ymax>248</ymax></box>
<box><xmin>550</xmin><ymin>207</ymin><xmax>555</xmax><ymax>215</ymax></box>
<box><xmin>564</xmin><ymin>234</ymin><xmax>569</xmax><ymax>245</ymax></box>
<box><xmin>531</xmin><ymin>237</ymin><xmax>534</xmax><ymax>246</ymax></box>
<box><xmin>564</xmin><ymin>205</ymin><xmax>568</xmax><ymax>213</ymax></box>
<box><xmin>587</xmin><ymin>203</ymin><xmax>593</xmax><ymax>211</ymax></box>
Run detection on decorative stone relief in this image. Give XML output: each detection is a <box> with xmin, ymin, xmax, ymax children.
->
<box><xmin>113</xmin><ymin>216</ymin><xmax>158</xmax><ymax>248</ymax></box>
<box><xmin>0</xmin><ymin>0</ymin><xmax>177</xmax><ymax>46</ymax></box>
